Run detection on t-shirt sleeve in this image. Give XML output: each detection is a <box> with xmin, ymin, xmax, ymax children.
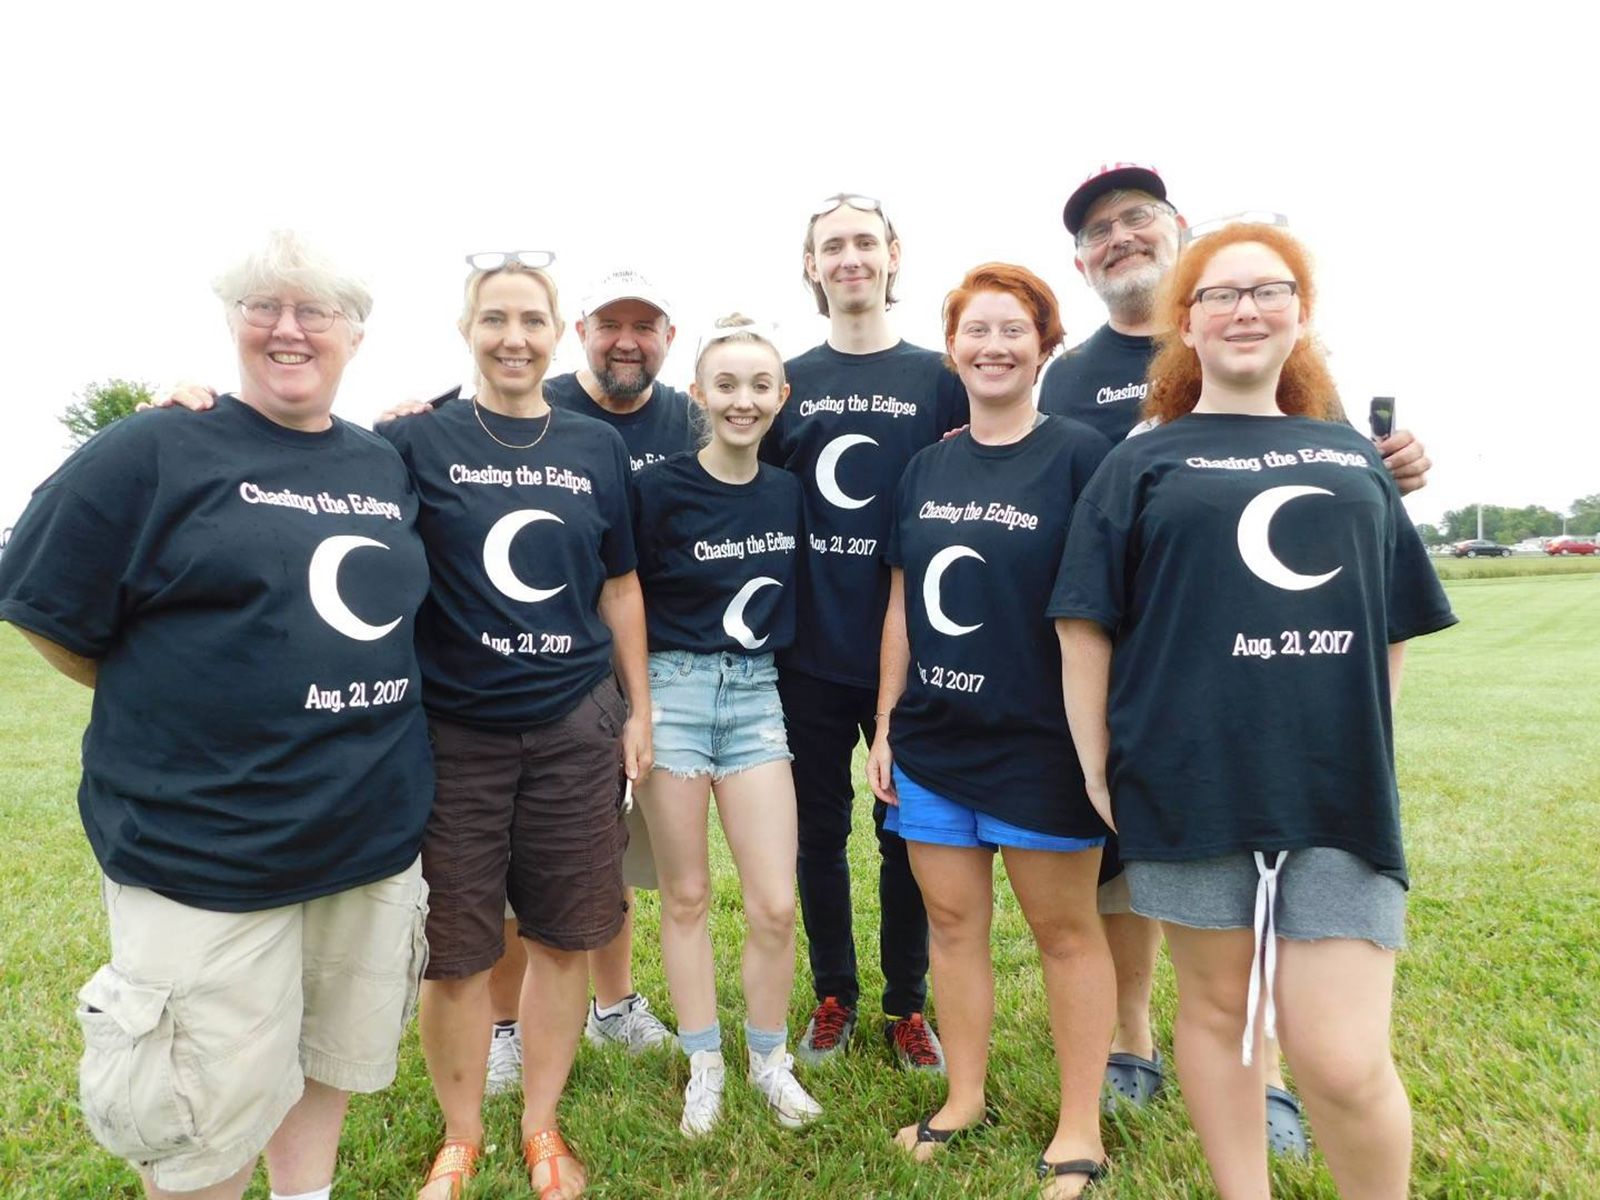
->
<box><xmin>371</xmin><ymin>411</ymin><xmax>413</xmax><ymax>462</ymax></box>
<box><xmin>1047</xmin><ymin>492</ymin><xmax>1128</xmax><ymax>633</ymax></box>
<box><xmin>599</xmin><ymin>431</ymin><xmax>639</xmax><ymax>577</ymax></box>
<box><xmin>1037</xmin><ymin>356</ymin><xmax>1066</xmax><ymax>417</ymax></box>
<box><xmin>0</xmin><ymin>429</ymin><xmax>157</xmax><ymax>657</ymax></box>
<box><xmin>758</xmin><ymin>411</ymin><xmax>788</xmax><ymax>467</ymax></box>
<box><xmin>885</xmin><ymin>467</ymin><xmax>911</xmax><ymax>569</ymax></box>
<box><xmin>938</xmin><ymin>368</ymin><xmax>971</xmax><ymax>433</ymax></box>
<box><xmin>1385</xmin><ymin>495</ymin><xmax>1457</xmax><ymax>642</ymax></box>
<box><xmin>630</xmin><ymin>469</ymin><xmax>658</xmax><ymax>580</ymax></box>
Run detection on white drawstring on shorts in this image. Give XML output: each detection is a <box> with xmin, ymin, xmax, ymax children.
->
<box><xmin>1241</xmin><ymin>850</ymin><xmax>1286</xmax><ymax>1066</ymax></box>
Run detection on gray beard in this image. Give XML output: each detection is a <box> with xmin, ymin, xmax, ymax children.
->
<box><xmin>596</xmin><ymin>364</ymin><xmax>652</xmax><ymax>401</ymax></box>
<box><xmin>1094</xmin><ymin>262</ymin><xmax>1162</xmax><ymax>326</ymax></box>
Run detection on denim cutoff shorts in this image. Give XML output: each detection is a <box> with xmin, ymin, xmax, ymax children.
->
<box><xmin>648</xmin><ymin>649</ymin><xmax>793</xmax><ymax>780</ymax></box>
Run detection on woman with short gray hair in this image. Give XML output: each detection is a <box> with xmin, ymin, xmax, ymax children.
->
<box><xmin>0</xmin><ymin>229</ymin><xmax>432</xmax><ymax>1200</ymax></box>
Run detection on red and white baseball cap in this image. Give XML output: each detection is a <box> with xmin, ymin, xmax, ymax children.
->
<box><xmin>1062</xmin><ymin>163</ymin><xmax>1169</xmax><ymax>235</ymax></box>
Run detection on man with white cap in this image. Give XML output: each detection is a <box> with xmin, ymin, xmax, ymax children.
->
<box><xmin>1041</xmin><ymin>162</ymin><xmax>1432</xmax><ymax>1157</ymax></box>
<box><xmin>544</xmin><ymin>268</ymin><xmax>702</xmax><ymax>472</ymax></box>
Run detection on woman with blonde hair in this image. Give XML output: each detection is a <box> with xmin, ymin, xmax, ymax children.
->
<box><xmin>379</xmin><ymin>252</ymin><xmax>650</xmax><ymax>1200</ymax></box>
<box><xmin>630</xmin><ymin>314</ymin><xmax>821</xmax><ymax>1136</ymax></box>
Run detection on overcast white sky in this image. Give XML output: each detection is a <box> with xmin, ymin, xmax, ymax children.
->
<box><xmin>2</xmin><ymin>3</ymin><xmax>1592</xmax><ymax>535</ymax></box>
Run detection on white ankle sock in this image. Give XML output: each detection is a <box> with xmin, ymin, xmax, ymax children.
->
<box><xmin>271</xmin><ymin>1187</ymin><xmax>332</xmax><ymax>1200</ymax></box>
<box><xmin>594</xmin><ymin>993</ymin><xmax>636</xmax><ymax>1019</ymax></box>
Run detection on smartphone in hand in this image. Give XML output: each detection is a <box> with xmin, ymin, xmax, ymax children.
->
<box><xmin>1369</xmin><ymin>396</ymin><xmax>1395</xmax><ymax>440</ymax></box>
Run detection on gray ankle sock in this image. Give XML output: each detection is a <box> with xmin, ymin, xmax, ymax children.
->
<box><xmin>679</xmin><ymin>1021</ymin><xmax>722</xmax><ymax>1056</ymax></box>
<box><xmin>744</xmin><ymin>1022</ymin><xmax>785</xmax><ymax>1057</ymax></box>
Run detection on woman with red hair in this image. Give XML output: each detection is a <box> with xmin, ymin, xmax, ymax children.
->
<box><xmin>1054</xmin><ymin>224</ymin><xmax>1455</xmax><ymax>1199</ymax></box>
<box><xmin>867</xmin><ymin>264</ymin><xmax>1116</xmax><ymax>1197</ymax></box>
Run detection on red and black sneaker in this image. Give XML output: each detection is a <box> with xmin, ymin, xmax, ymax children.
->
<box><xmin>886</xmin><ymin>1012</ymin><xmax>946</xmax><ymax>1072</ymax></box>
<box><xmin>796</xmin><ymin>996</ymin><xmax>857</xmax><ymax>1064</ymax></box>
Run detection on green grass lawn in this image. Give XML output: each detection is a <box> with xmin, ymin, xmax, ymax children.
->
<box><xmin>2</xmin><ymin>561</ymin><xmax>1597</xmax><ymax>1198</ymax></box>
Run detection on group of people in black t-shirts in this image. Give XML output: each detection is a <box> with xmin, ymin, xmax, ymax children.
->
<box><xmin>0</xmin><ymin>165</ymin><xmax>1451</xmax><ymax>1200</ymax></box>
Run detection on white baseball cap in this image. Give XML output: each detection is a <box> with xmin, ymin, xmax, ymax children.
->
<box><xmin>580</xmin><ymin>268</ymin><xmax>672</xmax><ymax>321</ymax></box>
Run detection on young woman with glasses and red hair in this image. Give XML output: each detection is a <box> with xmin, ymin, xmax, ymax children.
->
<box><xmin>1055</xmin><ymin>223</ymin><xmax>1454</xmax><ymax>1200</ymax></box>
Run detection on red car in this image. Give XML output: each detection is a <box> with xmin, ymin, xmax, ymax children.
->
<box><xmin>1546</xmin><ymin>537</ymin><xmax>1599</xmax><ymax>556</ymax></box>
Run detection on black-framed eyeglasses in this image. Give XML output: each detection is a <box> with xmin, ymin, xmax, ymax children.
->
<box><xmin>811</xmin><ymin>193</ymin><xmax>882</xmax><ymax>219</ymax></box>
<box><xmin>1075</xmin><ymin>201</ymin><xmax>1173</xmax><ymax>248</ymax></box>
<box><xmin>1190</xmin><ymin>280</ymin><xmax>1299</xmax><ymax>316</ymax></box>
<box><xmin>465</xmin><ymin>250</ymin><xmax>556</xmax><ymax>271</ymax></box>
<box><xmin>235</xmin><ymin>295</ymin><xmax>346</xmax><ymax>333</ymax></box>
<box><xmin>1179</xmin><ymin>211</ymin><xmax>1290</xmax><ymax>247</ymax></box>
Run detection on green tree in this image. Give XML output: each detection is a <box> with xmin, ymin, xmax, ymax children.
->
<box><xmin>59</xmin><ymin>378</ymin><xmax>154</xmax><ymax>447</ymax></box>
<box><xmin>1414</xmin><ymin>523</ymin><xmax>1446</xmax><ymax>546</ymax></box>
<box><xmin>1568</xmin><ymin>493</ymin><xmax>1600</xmax><ymax>537</ymax></box>
<box><xmin>1439</xmin><ymin>505</ymin><xmax>1562</xmax><ymax>544</ymax></box>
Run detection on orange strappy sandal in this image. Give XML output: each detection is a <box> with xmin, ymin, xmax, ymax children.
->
<box><xmin>523</xmin><ymin>1127</ymin><xmax>585</xmax><ymax>1199</ymax></box>
<box><xmin>419</xmin><ymin>1138</ymin><xmax>481</xmax><ymax>1199</ymax></box>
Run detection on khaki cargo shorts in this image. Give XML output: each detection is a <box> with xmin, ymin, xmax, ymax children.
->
<box><xmin>77</xmin><ymin>858</ymin><xmax>428</xmax><ymax>1192</ymax></box>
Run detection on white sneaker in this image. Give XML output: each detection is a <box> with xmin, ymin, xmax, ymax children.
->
<box><xmin>485</xmin><ymin>1021</ymin><xmax>521</xmax><ymax>1096</ymax></box>
<box><xmin>747</xmin><ymin>1044</ymin><xmax>822</xmax><ymax>1128</ymax></box>
<box><xmin>679</xmin><ymin>1049</ymin><xmax>725</xmax><ymax>1138</ymax></box>
<box><xmin>585</xmin><ymin>993</ymin><xmax>676</xmax><ymax>1053</ymax></box>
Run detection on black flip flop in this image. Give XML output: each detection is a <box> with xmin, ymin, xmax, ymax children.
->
<box><xmin>907</xmin><ymin>1107</ymin><xmax>999</xmax><ymax>1148</ymax></box>
<box><xmin>1035</xmin><ymin>1156</ymin><xmax>1109</xmax><ymax>1193</ymax></box>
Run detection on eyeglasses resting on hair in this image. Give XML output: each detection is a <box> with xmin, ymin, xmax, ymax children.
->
<box><xmin>1179</xmin><ymin>211</ymin><xmax>1290</xmax><ymax>247</ymax></box>
<box><xmin>811</xmin><ymin>194</ymin><xmax>883</xmax><ymax>219</ymax></box>
<box><xmin>465</xmin><ymin>250</ymin><xmax>556</xmax><ymax>271</ymax></box>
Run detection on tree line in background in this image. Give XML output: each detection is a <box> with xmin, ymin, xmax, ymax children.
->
<box><xmin>51</xmin><ymin>379</ymin><xmax>1599</xmax><ymax>546</ymax></box>
<box><xmin>1415</xmin><ymin>498</ymin><xmax>1600</xmax><ymax>546</ymax></box>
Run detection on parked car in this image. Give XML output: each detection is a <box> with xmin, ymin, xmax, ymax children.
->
<box><xmin>1546</xmin><ymin>537</ymin><xmax>1599</xmax><ymax>556</ymax></box>
<box><xmin>1452</xmin><ymin>539</ymin><xmax>1513</xmax><ymax>558</ymax></box>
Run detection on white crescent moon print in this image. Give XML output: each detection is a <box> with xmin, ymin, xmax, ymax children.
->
<box><xmin>923</xmin><ymin>545</ymin><xmax>985</xmax><ymax>636</ymax></box>
<box><xmin>483</xmin><ymin>509</ymin><xmax>568</xmax><ymax>603</ymax></box>
<box><xmin>722</xmin><ymin>576</ymin><xmax>781</xmax><ymax>650</ymax></box>
<box><xmin>814</xmin><ymin>434</ymin><xmax>878</xmax><ymax>509</ymax></box>
<box><xmin>1235</xmin><ymin>486</ymin><xmax>1343</xmax><ymax>591</ymax></box>
<box><xmin>308</xmin><ymin>535</ymin><xmax>404</xmax><ymax>641</ymax></box>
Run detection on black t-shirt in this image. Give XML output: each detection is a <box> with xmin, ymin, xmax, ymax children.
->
<box><xmin>633</xmin><ymin>453</ymin><xmax>803</xmax><ymax>654</ymax></box>
<box><xmin>1038</xmin><ymin>324</ymin><xmax>1154</xmax><ymax>443</ymax></box>
<box><xmin>763</xmin><ymin>341</ymin><xmax>970</xmax><ymax>689</ymax></box>
<box><xmin>544</xmin><ymin>372</ymin><xmax>703</xmax><ymax>474</ymax></box>
<box><xmin>885</xmin><ymin>417</ymin><xmax>1113</xmax><ymax>837</ymax></box>
<box><xmin>0</xmin><ymin>396</ymin><xmax>433</xmax><ymax>912</ymax></box>
<box><xmin>377</xmin><ymin>398</ymin><xmax>636</xmax><ymax>729</ymax></box>
<box><xmin>1049</xmin><ymin>414</ymin><xmax>1457</xmax><ymax>882</ymax></box>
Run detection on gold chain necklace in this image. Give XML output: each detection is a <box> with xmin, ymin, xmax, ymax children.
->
<box><xmin>473</xmin><ymin>396</ymin><xmax>553</xmax><ymax>451</ymax></box>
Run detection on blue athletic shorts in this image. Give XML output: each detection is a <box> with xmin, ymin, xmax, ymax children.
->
<box><xmin>885</xmin><ymin>765</ymin><xmax>1105</xmax><ymax>854</ymax></box>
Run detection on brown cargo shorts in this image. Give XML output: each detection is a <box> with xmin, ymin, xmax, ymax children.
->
<box><xmin>422</xmin><ymin>677</ymin><xmax>630</xmax><ymax>977</ymax></box>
